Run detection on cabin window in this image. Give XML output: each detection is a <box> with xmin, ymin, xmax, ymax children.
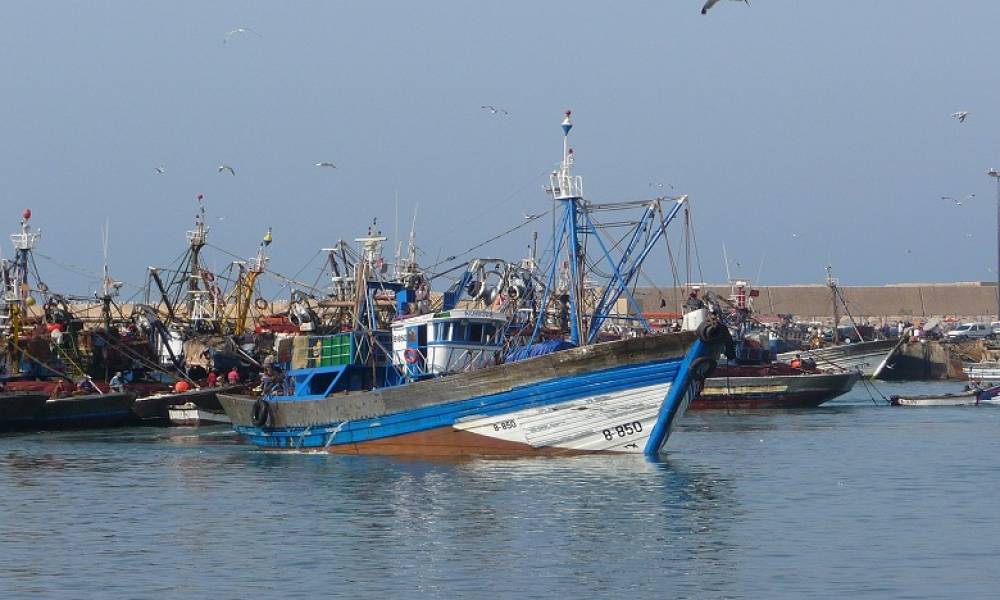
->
<box><xmin>468</xmin><ymin>323</ymin><xmax>484</xmax><ymax>343</ymax></box>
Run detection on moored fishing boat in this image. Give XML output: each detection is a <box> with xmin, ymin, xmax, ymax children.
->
<box><xmin>695</xmin><ymin>364</ymin><xmax>859</xmax><ymax>409</ymax></box>
<box><xmin>777</xmin><ymin>338</ymin><xmax>897</xmax><ymax>378</ymax></box>
<box><xmin>688</xmin><ymin>281</ymin><xmax>859</xmax><ymax>409</ymax></box>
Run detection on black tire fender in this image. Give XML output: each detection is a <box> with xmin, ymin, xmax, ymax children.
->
<box><xmin>688</xmin><ymin>356</ymin><xmax>717</xmax><ymax>381</ymax></box>
<box><xmin>696</xmin><ymin>320</ymin><xmax>727</xmax><ymax>343</ymax></box>
<box><xmin>251</xmin><ymin>398</ymin><xmax>271</xmax><ymax>428</ymax></box>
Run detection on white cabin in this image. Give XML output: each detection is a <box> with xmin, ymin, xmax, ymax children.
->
<box><xmin>391</xmin><ymin>309</ymin><xmax>507</xmax><ymax>377</ymax></box>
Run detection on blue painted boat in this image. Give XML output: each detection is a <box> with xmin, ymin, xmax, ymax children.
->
<box><xmin>219</xmin><ymin>324</ymin><xmax>728</xmax><ymax>456</ymax></box>
<box><xmin>219</xmin><ymin>111</ymin><xmax>730</xmax><ymax>456</ymax></box>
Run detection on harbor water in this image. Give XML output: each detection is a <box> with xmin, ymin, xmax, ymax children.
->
<box><xmin>2</xmin><ymin>381</ymin><xmax>998</xmax><ymax>599</ymax></box>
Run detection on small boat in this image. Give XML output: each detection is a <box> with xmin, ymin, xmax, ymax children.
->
<box><xmin>0</xmin><ymin>391</ymin><xmax>50</xmax><ymax>430</ymax></box>
<box><xmin>889</xmin><ymin>385</ymin><xmax>1000</xmax><ymax>407</ymax></box>
<box><xmin>133</xmin><ymin>385</ymin><xmax>240</xmax><ymax>421</ymax></box>
<box><xmin>35</xmin><ymin>391</ymin><xmax>138</xmax><ymax>429</ymax></box>
<box><xmin>167</xmin><ymin>402</ymin><xmax>231</xmax><ymax>426</ymax></box>
<box><xmin>962</xmin><ymin>361</ymin><xmax>1000</xmax><ymax>381</ymax></box>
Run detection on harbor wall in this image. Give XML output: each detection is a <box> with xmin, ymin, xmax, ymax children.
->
<box><xmin>638</xmin><ymin>282</ymin><xmax>1000</xmax><ymax>323</ymax></box>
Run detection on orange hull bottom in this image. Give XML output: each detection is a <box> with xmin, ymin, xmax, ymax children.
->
<box><xmin>322</xmin><ymin>427</ymin><xmax>593</xmax><ymax>458</ymax></box>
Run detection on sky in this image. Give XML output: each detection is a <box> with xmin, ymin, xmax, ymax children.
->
<box><xmin>1</xmin><ymin>1</ymin><xmax>999</xmax><ymax>300</ymax></box>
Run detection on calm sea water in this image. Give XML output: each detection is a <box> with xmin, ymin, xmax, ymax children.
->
<box><xmin>2</xmin><ymin>380</ymin><xmax>999</xmax><ymax>599</ymax></box>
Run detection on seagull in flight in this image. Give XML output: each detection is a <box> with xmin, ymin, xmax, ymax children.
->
<box><xmin>315</xmin><ymin>162</ymin><xmax>337</xmax><ymax>169</ymax></box>
<box><xmin>218</xmin><ymin>164</ymin><xmax>236</xmax><ymax>176</ymax></box>
<box><xmin>702</xmin><ymin>0</ymin><xmax>750</xmax><ymax>14</ymax></box>
<box><xmin>523</xmin><ymin>212</ymin><xmax>542</xmax><ymax>220</ymax></box>
<box><xmin>224</xmin><ymin>27</ymin><xmax>263</xmax><ymax>43</ymax></box>
<box><xmin>942</xmin><ymin>195</ymin><xmax>967</xmax><ymax>206</ymax></box>
<box><xmin>154</xmin><ymin>165</ymin><xmax>166</xmax><ymax>175</ymax></box>
<box><xmin>481</xmin><ymin>105</ymin><xmax>509</xmax><ymax>115</ymax></box>
<box><xmin>952</xmin><ymin>111</ymin><xmax>969</xmax><ymax>123</ymax></box>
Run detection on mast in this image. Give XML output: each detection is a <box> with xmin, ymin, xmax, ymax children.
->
<box><xmin>547</xmin><ymin>110</ymin><xmax>586</xmax><ymax>344</ymax></box>
<box><xmin>989</xmin><ymin>168</ymin><xmax>1000</xmax><ymax>319</ymax></box>
<box><xmin>186</xmin><ymin>194</ymin><xmax>209</xmax><ymax>318</ymax></box>
<box><xmin>3</xmin><ymin>209</ymin><xmax>41</xmax><ymax>374</ymax></box>
<box><xmin>826</xmin><ymin>265</ymin><xmax>840</xmax><ymax>345</ymax></box>
<box><xmin>234</xmin><ymin>227</ymin><xmax>270</xmax><ymax>336</ymax></box>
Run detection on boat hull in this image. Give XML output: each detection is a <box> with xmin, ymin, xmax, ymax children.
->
<box><xmin>35</xmin><ymin>392</ymin><xmax>138</xmax><ymax>429</ymax></box>
<box><xmin>220</xmin><ymin>332</ymin><xmax>720</xmax><ymax>456</ymax></box>
<box><xmin>168</xmin><ymin>402</ymin><xmax>231</xmax><ymax>426</ymax></box>
<box><xmin>890</xmin><ymin>386</ymin><xmax>1000</xmax><ymax>407</ymax></box>
<box><xmin>133</xmin><ymin>385</ymin><xmax>238</xmax><ymax>420</ymax></box>
<box><xmin>777</xmin><ymin>339</ymin><xmax>897</xmax><ymax>378</ymax></box>
<box><xmin>693</xmin><ymin>371</ymin><xmax>860</xmax><ymax>409</ymax></box>
<box><xmin>0</xmin><ymin>392</ymin><xmax>50</xmax><ymax>429</ymax></box>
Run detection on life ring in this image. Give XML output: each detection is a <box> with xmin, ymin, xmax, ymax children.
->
<box><xmin>403</xmin><ymin>348</ymin><xmax>420</xmax><ymax>364</ymax></box>
<box><xmin>251</xmin><ymin>398</ymin><xmax>271</xmax><ymax>428</ymax></box>
<box><xmin>688</xmin><ymin>356</ymin><xmax>717</xmax><ymax>381</ymax></box>
<box><xmin>255</xmin><ymin>298</ymin><xmax>269</xmax><ymax>310</ymax></box>
<box><xmin>202</xmin><ymin>271</ymin><xmax>215</xmax><ymax>282</ymax></box>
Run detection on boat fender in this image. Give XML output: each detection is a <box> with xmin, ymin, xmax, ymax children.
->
<box><xmin>403</xmin><ymin>348</ymin><xmax>420</xmax><ymax>364</ymax></box>
<box><xmin>696</xmin><ymin>320</ymin><xmax>727</xmax><ymax>343</ymax></box>
<box><xmin>251</xmin><ymin>398</ymin><xmax>271</xmax><ymax>428</ymax></box>
<box><xmin>688</xmin><ymin>357</ymin><xmax>717</xmax><ymax>381</ymax></box>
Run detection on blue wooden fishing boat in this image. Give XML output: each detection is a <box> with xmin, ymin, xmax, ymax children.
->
<box><xmin>219</xmin><ymin>111</ymin><xmax>731</xmax><ymax>456</ymax></box>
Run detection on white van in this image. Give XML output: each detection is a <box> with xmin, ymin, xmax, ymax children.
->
<box><xmin>946</xmin><ymin>322</ymin><xmax>991</xmax><ymax>340</ymax></box>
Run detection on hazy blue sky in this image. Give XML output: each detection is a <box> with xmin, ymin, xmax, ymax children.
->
<box><xmin>1</xmin><ymin>1</ymin><xmax>999</xmax><ymax>298</ymax></box>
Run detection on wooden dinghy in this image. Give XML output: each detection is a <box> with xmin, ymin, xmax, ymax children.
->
<box><xmin>890</xmin><ymin>385</ymin><xmax>1000</xmax><ymax>407</ymax></box>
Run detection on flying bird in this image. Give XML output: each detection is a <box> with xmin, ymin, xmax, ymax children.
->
<box><xmin>218</xmin><ymin>164</ymin><xmax>236</xmax><ymax>176</ymax></box>
<box><xmin>224</xmin><ymin>27</ymin><xmax>263</xmax><ymax>43</ymax></box>
<box><xmin>481</xmin><ymin>105</ymin><xmax>509</xmax><ymax>115</ymax></box>
<box><xmin>702</xmin><ymin>0</ymin><xmax>750</xmax><ymax>14</ymax></box>
<box><xmin>154</xmin><ymin>165</ymin><xmax>166</xmax><ymax>175</ymax></box>
<box><xmin>942</xmin><ymin>195</ymin><xmax>963</xmax><ymax>206</ymax></box>
<box><xmin>315</xmin><ymin>162</ymin><xmax>337</xmax><ymax>169</ymax></box>
<box><xmin>523</xmin><ymin>212</ymin><xmax>542</xmax><ymax>220</ymax></box>
<box><xmin>952</xmin><ymin>111</ymin><xmax>969</xmax><ymax>123</ymax></box>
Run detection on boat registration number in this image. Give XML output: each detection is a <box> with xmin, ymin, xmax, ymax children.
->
<box><xmin>492</xmin><ymin>419</ymin><xmax>517</xmax><ymax>432</ymax></box>
<box><xmin>602</xmin><ymin>421</ymin><xmax>642</xmax><ymax>441</ymax></box>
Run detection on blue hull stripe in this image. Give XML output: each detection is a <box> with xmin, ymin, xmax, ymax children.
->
<box><xmin>236</xmin><ymin>357</ymin><xmax>684</xmax><ymax>449</ymax></box>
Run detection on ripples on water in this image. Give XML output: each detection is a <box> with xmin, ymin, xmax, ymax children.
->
<box><xmin>1</xmin><ymin>381</ymin><xmax>999</xmax><ymax>599</ymax></box>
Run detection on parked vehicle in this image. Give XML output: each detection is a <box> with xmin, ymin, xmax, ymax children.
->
<box><xmin>946</xmin><ymin>322</ymin><xmax>992</xmax><ymax>340</ymax></box>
